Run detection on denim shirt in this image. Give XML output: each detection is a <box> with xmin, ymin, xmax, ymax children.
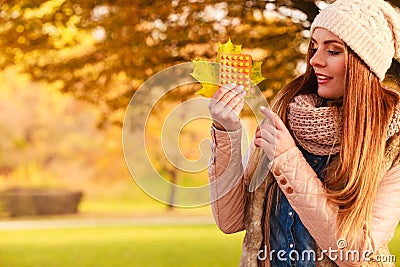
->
<box><xmin>269</xmin><ymin>146</ymin><xmax>330</xmax><ymax>266</ymax></box>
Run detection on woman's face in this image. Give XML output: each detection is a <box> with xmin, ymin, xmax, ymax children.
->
<box><xmin>310</xmin><ymin>28</ymin><xmax>346</xmax><ymax>100</ymax></box>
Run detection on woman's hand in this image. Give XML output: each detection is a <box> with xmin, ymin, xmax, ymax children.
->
<box><xmin>254</xmin><ymin>106</ymin><xmax>296</xmax><ymax>161</ymax></box>
<box><xmin>208</xmin><ymin>83</ymin><xmax>246</xmax><ymax>132</ymax></box>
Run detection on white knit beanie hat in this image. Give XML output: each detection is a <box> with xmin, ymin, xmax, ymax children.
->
<box><xmin>310</xmin><ymin>0</ymin><xmax>400</xmax><ymax>81</ymax></box>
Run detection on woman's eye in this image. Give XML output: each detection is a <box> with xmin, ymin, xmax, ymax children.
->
<box><xmin>309</xmin><ymin>48</ymin><xmax>317</xmax><ymax>54</ymax></box>
<box><xmin>328</xmin><ymin>50</ymin><xmax>341</xmax><ymax>56</ymax></box>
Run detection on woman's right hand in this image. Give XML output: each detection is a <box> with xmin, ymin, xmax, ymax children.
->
<box><xmin>208</xmin><ymin>83</ymin><xmax>246</xmax><ymax>132</ymax></box>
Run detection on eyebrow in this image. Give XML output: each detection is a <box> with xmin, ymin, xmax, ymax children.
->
<box><xmin>311</xmin><ymin>38</ymin><xmax>344</xmax><ymax>46</ymax></box>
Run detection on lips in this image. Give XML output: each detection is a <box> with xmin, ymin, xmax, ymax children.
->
<box><xmin>315</xmin><ymin>72</ymin><xmax>333</xmax><ymax>84</ymax></box>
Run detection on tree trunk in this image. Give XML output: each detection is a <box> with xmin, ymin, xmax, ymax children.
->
<box><xmin>167</xmin><ymin>169</ymin><xmax>178</xmax><ymax>210</ymax></box>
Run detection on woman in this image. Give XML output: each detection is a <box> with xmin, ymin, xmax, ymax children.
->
<box><xmin>208</xmin><ymin>0</ymin><xmax>400</xmax><ymax>266</ymax></box>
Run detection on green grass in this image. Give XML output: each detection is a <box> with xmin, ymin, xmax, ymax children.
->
<box><xmin>0</xmin><ymin>224</ymin><xmax>398</xmax><ymax>267</ymax></box>
<box><xmin>389</xmin><ymin>224</ymin><xmax>400</xmax><ymax>265</ymax></box>
<box><xmin>0</xmin><ymin>224</ymin><xmax>244</xmax><ymax>267</ymax></box>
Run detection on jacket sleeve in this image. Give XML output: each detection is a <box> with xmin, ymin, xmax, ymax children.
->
<box><xmin>208</xmin><ymin>125</ymin><xmax>248</xmax><ymax>234</ymax></box>
<box><xmin>268</xmin><ymin>146</ymin><xmax>400</xmax><ymax>266</ymax></box>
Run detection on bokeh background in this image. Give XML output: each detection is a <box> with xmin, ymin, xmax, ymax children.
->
<box><xmin>0</xmin><ymin>0</ymin><xmax>399</xmax><ymax>266</ymax></box>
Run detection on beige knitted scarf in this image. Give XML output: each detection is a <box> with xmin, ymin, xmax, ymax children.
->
<box><xmin>287</xmin><ymin>94</ymin><xmax>400</xmax><ymax>156</ymax></box>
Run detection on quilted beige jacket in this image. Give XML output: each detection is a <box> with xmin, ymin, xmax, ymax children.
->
<box><xmin>209</xmin><ymin>125</ymin><xmax>400</xmax><ymax>267</ymax></box>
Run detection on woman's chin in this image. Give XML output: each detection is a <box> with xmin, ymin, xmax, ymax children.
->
<box><xmin>317</xmin><ymin>88</ymin><xmax>343</xmax><ymax>100</ymax></box>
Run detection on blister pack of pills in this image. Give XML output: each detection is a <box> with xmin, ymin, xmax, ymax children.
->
<box><xmin>218</xmin><ymin>53</ymin><xmax>252</xmax><ymax>94</ymax></box>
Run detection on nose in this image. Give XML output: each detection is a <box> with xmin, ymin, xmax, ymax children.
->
<box><xmin>310</xmin><ymin>49</ymin><xmax>326</xmax><ymax>69</ymax></box>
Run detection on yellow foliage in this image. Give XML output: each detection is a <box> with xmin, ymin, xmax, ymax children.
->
<box><xmin>0</xmin><ymin>68</ymin><xmax>131</xmax><ymax>192</ymax></box>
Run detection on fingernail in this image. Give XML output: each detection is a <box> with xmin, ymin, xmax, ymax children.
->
<box><xmin>237</xmin><ymin>85</ymin><xmax>244</xmax><ymax>90</ymax></box>
<box><xmin>260</xmin><ymin>106</ymin><xmax>266</xmax><ymax>111</ymax></box>
<box><xmin>241</xmin><ymin>91</ymin><xmax>247</xmax><ymax>97</ymax></box>
<box><xmin>230</xmin><ymin>83</ymin><xmax>236</xmax><ymax>88</ymax></box>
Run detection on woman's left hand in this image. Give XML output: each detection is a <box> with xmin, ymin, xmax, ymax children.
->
<box><xmin>254</xmin><ymin>106</ymin><xmax>296</xmax><ymax>161</ymax></box>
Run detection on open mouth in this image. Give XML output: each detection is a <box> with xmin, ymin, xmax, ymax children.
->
<box><xmin>316</xmin><ymin>73</ymin><xmax>332</xmax><ymax>84</ymax></box>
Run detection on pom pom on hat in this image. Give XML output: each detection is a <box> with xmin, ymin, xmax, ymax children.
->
<box><xmin>310</xmin><ymin>0</ymin><xmax>400</xmax><ymax>81</ymax></box>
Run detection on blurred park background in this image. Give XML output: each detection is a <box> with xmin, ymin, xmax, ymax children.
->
<box><xmin>0</xmin><ymin>0</ymin><xmax>398</xmax><ymax>266</ymax></box>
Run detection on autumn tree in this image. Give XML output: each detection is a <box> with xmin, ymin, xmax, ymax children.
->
<box><xmin>0</xmin><ymin>1</ymin><xmax>330</xmax><ymax>123</ymax></box>
<box><xmin>1</xmin><ymin>0</ymin><xmax>398</xmax><ymax>125</ymax></box>
<box><xmin>0</xmin><ymin>1</ymin><xmax>398</xmax><ymax>126</ymax></box>
<box><xmin>0</xmin><ymin>69</ymin><xmax>105</xmax><ymax>187</ymax></box>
